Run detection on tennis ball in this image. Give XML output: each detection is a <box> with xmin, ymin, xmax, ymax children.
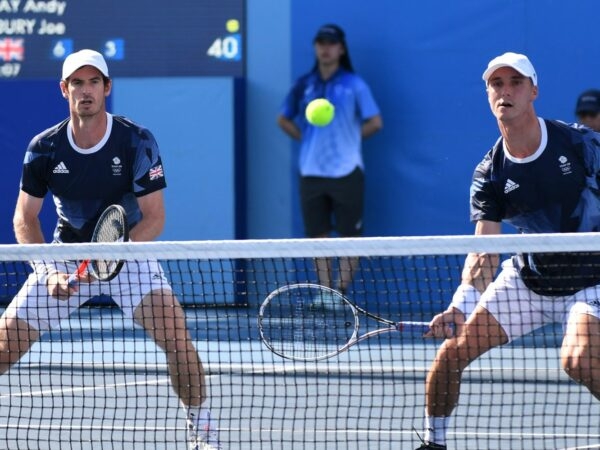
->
<box><xmin>305</xmin><ymin>98</ymin><xmax>335</xmax><ymax>127</ymax></box>
<box><xmin>226</xmin><ymin>19</ymin><xmax>240</xmax><ymax>33</ymax></box>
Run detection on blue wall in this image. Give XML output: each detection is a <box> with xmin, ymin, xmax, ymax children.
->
<box><xmin>0</xmin><ymin>77</ymin><xmax>238</xmax><ymax>243</ymax></box>
<box><xmin>112</xmin><ymin>77</ymin><xmax>237</xmax><ymax>240</ymax></box>
<box><xmin>246</xmin><ymin>0</ymin><xmax>600</xmax><ymax>239</ymax></box>
<box><xmin>1</xmin><ymin>0</ymin><xmax>599</xmax><ymax>307</ymax></box>
<box><xmin>3</xmin><ymin>1</ymin><xmax>600</xmax><ymax>243</ymax></box>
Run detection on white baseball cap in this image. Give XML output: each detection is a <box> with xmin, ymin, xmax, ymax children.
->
<box><xmin>482</xmin><ymin>52</ymin><xmax>537</xmax><ymax>86</ymax></box>
<box><xmin>62</xmin><ymin>49</ymin><xmax>109</xmax><ymax>80</ymax></box>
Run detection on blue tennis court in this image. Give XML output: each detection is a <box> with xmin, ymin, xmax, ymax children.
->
<box><xmin>1</xmin><ymin>305</ymin><xmax>599</xmax><ymax>449</ymax></box>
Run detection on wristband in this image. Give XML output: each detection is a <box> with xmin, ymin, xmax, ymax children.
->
<box><xmin>29</xmin><ymin>261</ymin><xmax>59</xmax><ymax>282</ymax></box>
<box><xmin>449</xmin><ymin>284</ymin><xmax>481</xmax><ymax>318</ymax></box>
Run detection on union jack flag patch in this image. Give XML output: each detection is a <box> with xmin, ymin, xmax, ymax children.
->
<box><xmin>149</xmin><ymin>165</ymin><xmax>164</xmax><ymax>180</ymax></box>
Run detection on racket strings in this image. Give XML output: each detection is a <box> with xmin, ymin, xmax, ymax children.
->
<box><xmin>94</xmin><ymin>212</ymin><xmax>126</xmax><ymax>243</ymax></box>
<box><xmin>260</xmin><ymin>286</ymin><xmax>357</xmax><ymax>360</ymax></box>
<box><xmin>90</xmin><ymin>207</ymin><xmax>127</xmax><ymax>280</ymax></box>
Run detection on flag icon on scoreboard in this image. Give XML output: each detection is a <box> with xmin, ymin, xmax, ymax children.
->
<box><xmin>0</xmin><ymin>38</ymin><xmax>24</xmax><ymax>62</ymax></box>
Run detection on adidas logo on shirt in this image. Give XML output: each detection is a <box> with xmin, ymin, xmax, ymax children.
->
<box><xmin>504</xmin><ymin>178</ymin><xmax>519</xmax><ymax>194</ymax></box>
<box><xmin>53</xmin><ymin>162</ymin><xmax>69</xmax><ymax>174</ymax></box>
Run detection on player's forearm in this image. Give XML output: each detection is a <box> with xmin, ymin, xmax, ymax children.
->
<box><xmin>461</xmin><ymin>252</ymin><xmax>499</xmax><ymax>293</ymax></box>
<box><xmin>13</xmin><ymin>215</ymin><xmax>45</xmax><ymax>244</ymax></box>
<box><xmin>129</xmin><ymin>216</ymin><xmax>165</xmax><ymax>242</ymax></box>
<box><xmin>277</xmin><ymin>116</ymin><xmax>301</xmax><ymax>141</ymax></box>
<box><xmin>361</xmin><ymin>115</ymin><xmax>383</xmax><ymax>138</ymax></box>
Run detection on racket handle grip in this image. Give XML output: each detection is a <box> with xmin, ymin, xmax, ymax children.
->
<box><xmin>67</xmin><ymin>273</ymin><xmax>79</xmax><ymax>287</ymax></box>
<box><xmin>67</xmin><ymin>260</ymin><xmax>90</xmax><ymax>287</ymax></box>
<box><xmin>396</xmin><ymin>321</ymin><xmax>455</xmax><ymax>337</ymax></box>
<box><xmin>396</xmin><ymin>321</ymin><xmax>431</xmax><ymax>334</ymax></box>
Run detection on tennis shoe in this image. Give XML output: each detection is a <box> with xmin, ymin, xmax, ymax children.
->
<box><xmin>187</xmin><ymin>412</ymin><xmax>222</xmax><ymax>450</ymax></box>
<box><xmin>415</xmin><ymin>442</ymin><xmax>447</xmax><ymax>450</ymax></box>
<box><xmin>311</xmin><ymin>291</ymin><xmax>344</xmax><ymax>311</ymax></box>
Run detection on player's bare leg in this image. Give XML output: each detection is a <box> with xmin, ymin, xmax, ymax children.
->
<box><xmin>423</xmin><ymin>307</ymin><xmax>506</xmax><ymax>447</ymax></box>
<box><xmin>0</xmin><ymin>315</ymin><xmax>39</xmax><ymax>374</ymax></box>
<box><xmin>561</xmin><ymin>312</ymin><xmax>600</xmax><ymax>401</ymax></box>
<box><xmin>134</xmin><ymin>289</ymin><xmax>220</xmax><ymax>449</ymax></box>
<box><xmin>134</xmin><ymin>289</ymin><xmax>205</xmax><ymax>406</ymax></box>
<box><xmin>314</xmin><ymin>257</ymin><xmax>333</xmax><ymax>288</ymax></box>
<box><xmin>338</xmin><ymin>256</ymin><xmax>359</xmax><ymax>294</ymax></box>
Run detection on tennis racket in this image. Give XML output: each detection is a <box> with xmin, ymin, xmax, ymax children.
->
<box><xmin>258</xmin><ymin>283</ymin><xmax>444</xmax><ymax>361</ymax></box>
<box><xmin>67</xmin><ymin>204</ymin><xmax>129</xmax><ymax>286</ymax></box>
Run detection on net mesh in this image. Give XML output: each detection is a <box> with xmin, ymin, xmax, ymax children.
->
<box><xmin>0</xmin><ymin>234</ymin><xmax>600</xmax><ymax>449</ymax></box>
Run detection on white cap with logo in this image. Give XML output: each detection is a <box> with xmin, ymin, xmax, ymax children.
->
<box><xmin>482</xmin><ymin>52</ymin><xmax>537</xmax><ymax>86</ymax></box>
<box><xmin>62</xmin><ymin>49</ymin><xmax>109</xmax><ymax>80</ymax></box>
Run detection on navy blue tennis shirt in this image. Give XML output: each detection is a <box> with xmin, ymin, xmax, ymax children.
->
<box><xmin>20</xmin><ymin>113</ymin><xmax>166</xmax><ymax>243</ymax></box>
<box><xmin>471</xmin><ymin>118</ymin><xmax>600</xmax><ymax>295</ymax></box>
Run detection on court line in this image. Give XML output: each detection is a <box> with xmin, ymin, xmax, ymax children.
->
<box><xmin>0</xmin><ymin>423</ymin><xmax>179</xmax><ymax>431</ymax></box>
<box><xmin>0</xmin><ymin>377</ymin><xmax>171</xmax><ymax>399</ymax></box>
<box><xmin>0</xmin><ymin>425</ymin><xmax>595</xmax><ymax>440</ymax></box>
<box><xmin>0</xmin><ymin>423</ymin><xmax>597</xmax><ymax>445</ymax></box>
<box><xmin>559</xmin><ymin>446</ymin><xmax>600</xmax><ymax>450</ymax></box>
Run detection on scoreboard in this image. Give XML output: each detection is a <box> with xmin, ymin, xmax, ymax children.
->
<box><xmin>0</xmin><ymin>0</ymin><xmax>244</xmax><ymax>79</ymax></box>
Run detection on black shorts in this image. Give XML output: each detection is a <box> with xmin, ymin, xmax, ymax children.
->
<box><xmin>299</xmin><ymin>167</ymin><xmax>364</xmax><ymax>238</ymax></box>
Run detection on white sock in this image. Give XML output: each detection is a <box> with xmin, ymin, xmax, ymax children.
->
<box><xmin>183</xmin><ymin>403</ymin><xmax>211</xmax><ymax>426</ymax></box>
<box><xmin>424</xmin><ymin>415</ymin><xmax>450</xmax><ymax>446</ymax></box>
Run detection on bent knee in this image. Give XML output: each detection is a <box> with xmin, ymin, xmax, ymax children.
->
<box><xmin>0</xmin><ymin>317</ymin><xmax>38</xmax><ymax>372</ymax></box>
<box><xmin>431</xmin><ymin>339</ymin><xmax>470</xmax><ymax>372</ymax></box>
<box><xmin>561</xmin><ymin>349</ymin><xmax>600</xmax><ymax>384</ymax></box>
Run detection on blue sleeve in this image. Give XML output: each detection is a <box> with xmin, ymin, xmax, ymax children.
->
<box><xmin>353</xmin><ymin>76</ymin><xmax>380</xmax><ymax>120</ymax></box>
<box><xmin>470</xmin><ymin>148</ymin><xmax>504</xmax><ymax>223</ymax></box>
<box><xmin>131</xmin><ymin>126</ymin><xmax>167</xmax><ymax>196</ymax></box>
<box><xmin>20</xmin><ymin>135</ymin><xmax>52</xmax><ymax>198</ymax></box>
<box><xmin>279</xmin><ymin>76</ymin><xmax>306</xmax><ymax>120</ymax></box>
<box><xmin>568</xmin><ymin>123</ymin><xmax>600</xmax><ymax>231</ymax></box>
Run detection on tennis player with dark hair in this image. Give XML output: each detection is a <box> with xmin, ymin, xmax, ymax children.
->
<box><xmin>277</xmin><ymin>24</ymin><xmax>382</xmax><ymax>303</ymax></box>
<box><xmin>417</xmin><ymin>52</ymin><xmax>600</xmax><ymax>449</ymax></box>
<box><xmin>5</xmin><ymin>49</ymin><xmax>221</xmax><ymax>450</ymax></box>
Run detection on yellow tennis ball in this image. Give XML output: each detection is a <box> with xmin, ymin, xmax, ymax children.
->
<box><xmin>226</xmin><ymin>19</ymin><xmax>240</xmax><ymax>33</ymax></box>
<box><xmin>305</xmin><ymin>98</ymin><xmax>335</xmax><ymax>127</ymax></box>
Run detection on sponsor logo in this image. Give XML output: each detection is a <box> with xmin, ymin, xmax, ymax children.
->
<box><xmin>52</xmin><ymin>161</ymin><xmax>69</xmax><ymax>174</ymax></box>
<box><xmin>151</xmin><ymin>272</ymin><xmax>167</xmax><ymax>282</ymax></box>
<box><xmin>504</xmin><ymin>178</ymin><xmax>519</xmax><ymax>194</ymax></box>
<box><xmin>559</xmin><ymin>155</ymin><xmax>572</xmax><ymax>175</ymax></box>
<box><xmin>111</xmin><ymin>156</ymin><xmax>122</xmax><ymax>175</ymax></box>
<box><xmin>587</xmin><ymin>298</ymin><xmax>600</xmax><ymax>307</ymax></box>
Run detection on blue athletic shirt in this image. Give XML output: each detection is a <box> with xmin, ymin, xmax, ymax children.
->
<box><xmin>280</xmin><ymin>68</ymin><xmax>380</xmax><ymax>178</ymax></box>
<box><xmin>471</xmin><ymin>118</ymin><xmax>600</xmax><ymax>295</ymax></box>
<box><xmin>20</xmin><ymin>113</ymin><xmax>166</xmax><ymax>243</ymax></box>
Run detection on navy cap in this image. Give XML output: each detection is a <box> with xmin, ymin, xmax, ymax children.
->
<box><xmin>314</xmin><ymin>24</ymin><xmax>345</xmax><ymax>43</ymax></box>
<box><xmin>576</xmin><ymin>89</ymin><xmax>600</xmax><ymax>115</ymax></box>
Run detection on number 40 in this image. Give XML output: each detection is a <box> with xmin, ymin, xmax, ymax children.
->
<box><xmin>207</xmin><ymin>36</ymin><xmax>239</xmax><ymax>60</ymax></box>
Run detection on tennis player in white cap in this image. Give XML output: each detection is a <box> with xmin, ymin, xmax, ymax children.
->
<box><xmin>417</xmin><ymin>52</ymin><xmax>600</xmax><ymax>449</ymax></box>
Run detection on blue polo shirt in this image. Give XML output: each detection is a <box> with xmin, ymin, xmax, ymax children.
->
<box><xmin>280</xmin><ymin>68</ymin><xmax>380</xmax><ymax>177</ymax></box>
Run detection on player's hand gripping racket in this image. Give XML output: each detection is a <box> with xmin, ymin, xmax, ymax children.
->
<box><xmin>258</xmin><ymin>283</ymin><xmax>447</xmax><ymax>361</ymax></box>
<box><xmin>67</xmin><ymin>204</ymin><xmax>129</xmax><ymax>286</ymax></box>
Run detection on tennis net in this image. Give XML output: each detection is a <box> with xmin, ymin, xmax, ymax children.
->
<box><xmin>0</xmin><ymin>234</ymin><xmax>600</xmax><ymax>449</ymax></box>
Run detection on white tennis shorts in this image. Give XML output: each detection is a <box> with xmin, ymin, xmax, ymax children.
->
<box><xmin>479</xmin><ymin>259</ymin><xmax>600</xmax><ymax>342</ymax></box>
<box><xmin>5</xmin><ymin>260</ymin><xmax>172</xmax><ymax>333</ymax></box>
